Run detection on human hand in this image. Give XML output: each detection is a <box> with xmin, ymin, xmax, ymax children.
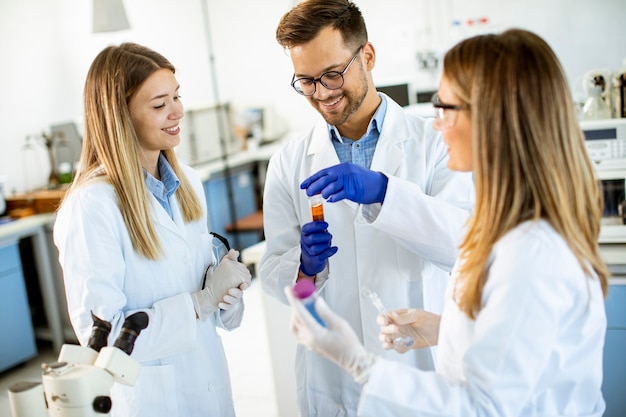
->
<box><xmin>284</xmin><ymin>286</ymin><xmax>377</xmax><ymax>383</ymax></box>
<box><xmin>220</xmin><ymin>250</ymin><xmax>251</xmax><ymax>292</ymax></box>
<box><xmin>191</xmin><ymin>249</ymin><xmax>252</xmax><ymax>321</ymax></box>
<box><xmin>218</xmin><ymin>287</ymin><xmax>244</xmax><ymax>311</ymax></box>
<box><xmin>300</xmin><ymin>162</ymin><xmax>389</xmax><ymax>204</ymax></box>
<box><xmin>300</xmin><ymin>221</ymin><xmax>338</xmax><ymax>277</ymax></box>
<box><xmin>378</xmin><ymin>308</ymin><xmax>441</xmax><ymax>353</ymax></box>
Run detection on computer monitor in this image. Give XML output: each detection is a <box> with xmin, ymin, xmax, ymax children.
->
<box><xmin>177</xmin><ymin>104</ymin><xmax>241</xmax><ymax>165</ymax></box>
<box><xmin>416</xmin><ymin>90</ymin><xmax>437</xmax><ymax>104</ymax></box>
<box><xmin>376</xmin><ymin>83</ymin><xmax>410</xmax><ymax>107</ymax></box>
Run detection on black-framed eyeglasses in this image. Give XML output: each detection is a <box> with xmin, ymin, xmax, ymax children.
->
<box><xmin>431</xmin><ymin>92</ymin><xmax>468</xmax><ymax>129</ymax></box>
<box><xmin>291</xmin><ymin>46</ymin><xmax>363</xmax><ymax>96</ymax></box>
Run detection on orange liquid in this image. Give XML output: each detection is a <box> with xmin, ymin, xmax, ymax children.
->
<box><xmin>311</xmin><ymin>203</ymin><xmax>325</xmax><ymax>221</ymax></box>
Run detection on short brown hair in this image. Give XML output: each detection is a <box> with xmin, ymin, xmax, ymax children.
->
<box><xmin>276</xmin><ymin>0</ymin><xmax>367</xmax><ymax>50</ymax></box>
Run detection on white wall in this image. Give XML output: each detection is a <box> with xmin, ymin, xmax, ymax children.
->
<box><xmin>1</xmin><ymin>0</ymin><xmax>625</xmax><ymax>195</ymax></box>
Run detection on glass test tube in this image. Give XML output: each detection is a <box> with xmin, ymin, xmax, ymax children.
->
<box><xmin>362</xmin><ymin>289</ymin><xmax>414</xmax><ymax>348</ymax></box>
<box><xmin>310</xmin><ymin>194</ymin><xmax>325</xmax><ymax>221</ymax></box>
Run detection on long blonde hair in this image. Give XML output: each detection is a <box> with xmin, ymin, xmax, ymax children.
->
<box><xmin>444</xmin><ymin>29</ymin><xmax>609</xmax><ymax>319</ymax></box>
<box><xmin>67</xmin><ymin>43</ymin><xmax>202</xmax><ymax>259</ymax></box>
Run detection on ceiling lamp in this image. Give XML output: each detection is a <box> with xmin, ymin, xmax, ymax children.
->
<box><xmin>93</xmin><ymin>0</ymin><xmax>131</xmax><ymax>33</ymax></box>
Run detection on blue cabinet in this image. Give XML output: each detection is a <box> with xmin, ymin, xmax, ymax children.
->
<box><xmin>0</xmin><ymin>242</ymin><xmax>37</xmax><ymax>372</ymax></box>
<box><xmin>603</xmin><ymin>282</ymin><xmax>626</xmax><ymax>417</ymax></box>
<box><xmin>203</xmin><ymin>163</ymin><xmax>262</xmax><ymax>251</ymax></box>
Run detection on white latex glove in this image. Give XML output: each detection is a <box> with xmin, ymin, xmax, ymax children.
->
<box><xmin>218</xmin><ymin>287</ymin><xmax>243</xmax><ymax>311</ymax></box>
<box><xmin>378</xmin><ymin>308</ymin><xmax>441</xmax><ymax>353</ymax></box>
<box><xmin>191</xmin><ymin>249</ymin><xmax>251</xmax><ymax>321</ymax></box>
<box><xmin>284</xmin><ymin>286</ymin><xmax>377</xmax><ymax>383</ymax></box>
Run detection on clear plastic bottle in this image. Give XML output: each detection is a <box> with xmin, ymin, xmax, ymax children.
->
<box><xmin>582</xmin><ymin>85</ymin><xmax>612</xmax><ymax>120</ymax></box>
<box><xmin>293</xmin><ymin>279</ymin><xmax>326</xmax><ymax>327</ymax></box>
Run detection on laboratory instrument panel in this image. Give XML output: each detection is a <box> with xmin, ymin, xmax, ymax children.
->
<box><xmin>581</xmin><ymin>118</ymin><xmax>626</xmax><ymax>242</ymax></box>
<box><xmin>582</xmin><ymin>118</ymin><xmax>626</xmax><ymax>169</ymax></box>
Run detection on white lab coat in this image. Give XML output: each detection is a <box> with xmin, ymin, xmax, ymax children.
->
<box><xmin>358</xmin><ymin>220</ymin><xmax>607</xmax><ymax>417</ymax></box>
<box><xmin>53</xmin><ymin>164</ymin><xmax>241</xmax><ymax>417</ymax></box>
<box><xmin>259</xmin><ymin>95</ymin><xmax>475</xmax><ymax>417</ymax></box>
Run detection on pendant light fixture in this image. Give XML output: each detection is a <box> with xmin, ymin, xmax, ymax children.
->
<box><xmin>93</xmin><ymin>0</ymin><xmax>130</xmax><ymax>33</ymax></box>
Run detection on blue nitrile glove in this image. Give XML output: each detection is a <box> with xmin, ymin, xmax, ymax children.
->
<box><xmin>300</xmin><ymin>162</ymin><xmax>389</xmax><ymax>204</ymax></box>
<box><xmin>300</xmin><ymin>221</ymin><xmax>338</xmax><ymax>276</ymax></box>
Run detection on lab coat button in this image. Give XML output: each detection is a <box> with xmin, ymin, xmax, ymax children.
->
<box><xmin>208</xmin><ymin>384</ymin><xmax>214</xmax><ymax>392</ymax></box>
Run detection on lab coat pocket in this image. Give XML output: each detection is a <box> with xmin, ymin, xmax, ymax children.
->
<box><xmin>130</xmin><ymin>363</ymin><xmax>179</xmax><ymax>416</ymax></box>
<box><xmin>394</xmin><ymin>244</ymin><xmax>424</xmax><ymax>282</ymax></box>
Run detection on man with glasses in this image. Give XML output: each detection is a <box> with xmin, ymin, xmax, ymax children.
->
<box><xmin>259</xmin><ymin>1</ymin><xmax>474</xmax><ymax>416</ymax></box>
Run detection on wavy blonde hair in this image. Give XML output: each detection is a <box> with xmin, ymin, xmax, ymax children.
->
<box><xmin>444</xmin><ymin>29</ymin><xmax>609</xmax><ymax>319</ymax></box>
<box><xmin>67</xmin><ymin>43</ymin><xmax>202</xmax><ymax>259</ymax></box>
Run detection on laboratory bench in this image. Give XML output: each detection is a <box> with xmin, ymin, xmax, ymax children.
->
<box><xmin>0</xmin><ymin>214</ymin><xmax>67</xmax><ymax>371</ymax></box>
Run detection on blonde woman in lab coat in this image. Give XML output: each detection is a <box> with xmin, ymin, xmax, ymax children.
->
<box><xmin>285</xmin><ymin>29</ymin><xmax>610</xmax><ymax>416</ymax></box>
<box><xmin>54</xmin><ymin>43</ymin><xmax>251</xmax><ymax>417</ymax></box>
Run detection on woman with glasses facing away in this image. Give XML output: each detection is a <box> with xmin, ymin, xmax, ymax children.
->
<box><xmin>285</xmin><ymin>28</ymin><xmax>609</xmax><ymax>417</ymax></box>
<box><xmin>53</xmin><ymin>43</ymin><xmax>251</xmax><ymax>417</ymax></box>
<box><xmin>260</xmin><ymin>0</ymin><xmax>475</xmax><ymax>416</ymax></box>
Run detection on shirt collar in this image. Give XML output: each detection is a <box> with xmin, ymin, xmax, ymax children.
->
<box><xmin>329</xmin><ymin>93</ymin><xmax>388</xmax><ymax>143</ymax></box>
<box><xmin>144</xmin><ymin>153</ymin><xmax>180</xmax><ymax>199</ymax></box>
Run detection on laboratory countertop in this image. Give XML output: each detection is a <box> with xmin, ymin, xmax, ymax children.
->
<box><xmin>193</xmin><ymin>139</ymin><xmax>286</xmax><ymax>182</ymax></box>
<box><xmin>0</xmin><ymin>213</ymin><xmax>55</xmax><ymax>245</ymax></box>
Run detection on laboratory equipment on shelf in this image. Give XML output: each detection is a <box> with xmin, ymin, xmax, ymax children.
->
<box><xmin>8</xmin><ymin>311</ymin><xmax>149</xmax><ymax>417</ymax></box>
<box><xmin>581</xmin><ymin>70</ymin><xmax>612</xmax><ymax>121</ymax></box>
<box><xmin>580</xmin><ymin>118</ymin><xmax>626</xmax><ymax>239</ymax></box>
<box><xmin>362</xmin><ymin>289</ymin><xmax>414</xmax><ymax>348</ymax></box>
<box><xmin>612</xmin><ymin>68</ymin><xmax>626</xmax><ymax>118</ymax></box>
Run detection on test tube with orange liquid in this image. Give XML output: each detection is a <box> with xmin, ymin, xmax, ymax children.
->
<box><xmin>310</xmin><ymin>194</ymin><xmax>325</xmax><ymax>221</ymax></box>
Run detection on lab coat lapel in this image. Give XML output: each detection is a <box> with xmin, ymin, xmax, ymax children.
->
<box><xmin>371</xmin><ymin>100</ymin><xmax>407</xmax><ymax>176</ymax></box>
<box><xmin>149</xmin><ymin>193</ymin><xmax>187</xmax><ymax>242</ymax></box>
<box><xmin>307</xmin><ymin>119</ymin><xmax>359</xmax><ymax>212</ymax></box>
<box><xmin>308</xmin><ymin>119</ymin><xmax>340</xmax><ymax>174</ymax></box>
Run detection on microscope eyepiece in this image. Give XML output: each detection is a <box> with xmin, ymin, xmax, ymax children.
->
<box><xmin>113</xmin><ymin>312</ymin><xmax>149</xmax><ymax>355</ymax></box>
<box><xmin>87</xmin><ymin>311</ymin><xmax>112</xmax><ymax>352</ymax></box>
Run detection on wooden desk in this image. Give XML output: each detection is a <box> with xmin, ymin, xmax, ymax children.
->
<box><xmin>6</xmin><ymin>189</ymin><xmax>66</xmax><ymax>215</ymax></box>
<box><xmin>225</xmin><ymin>210</ymin><xmax>264</xmax><ymax>233</ymax></box>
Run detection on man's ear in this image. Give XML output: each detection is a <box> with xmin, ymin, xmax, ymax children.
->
<box><xmin>362</xmin><ymin>42</ymin><xmax>376</xmax><ymax>71</ymax></box>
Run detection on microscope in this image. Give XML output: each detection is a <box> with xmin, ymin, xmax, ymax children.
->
<box><xmin>8</xmin><ymin>311</ymin><xmax>149</xmax><ymax>417</ymax></box>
